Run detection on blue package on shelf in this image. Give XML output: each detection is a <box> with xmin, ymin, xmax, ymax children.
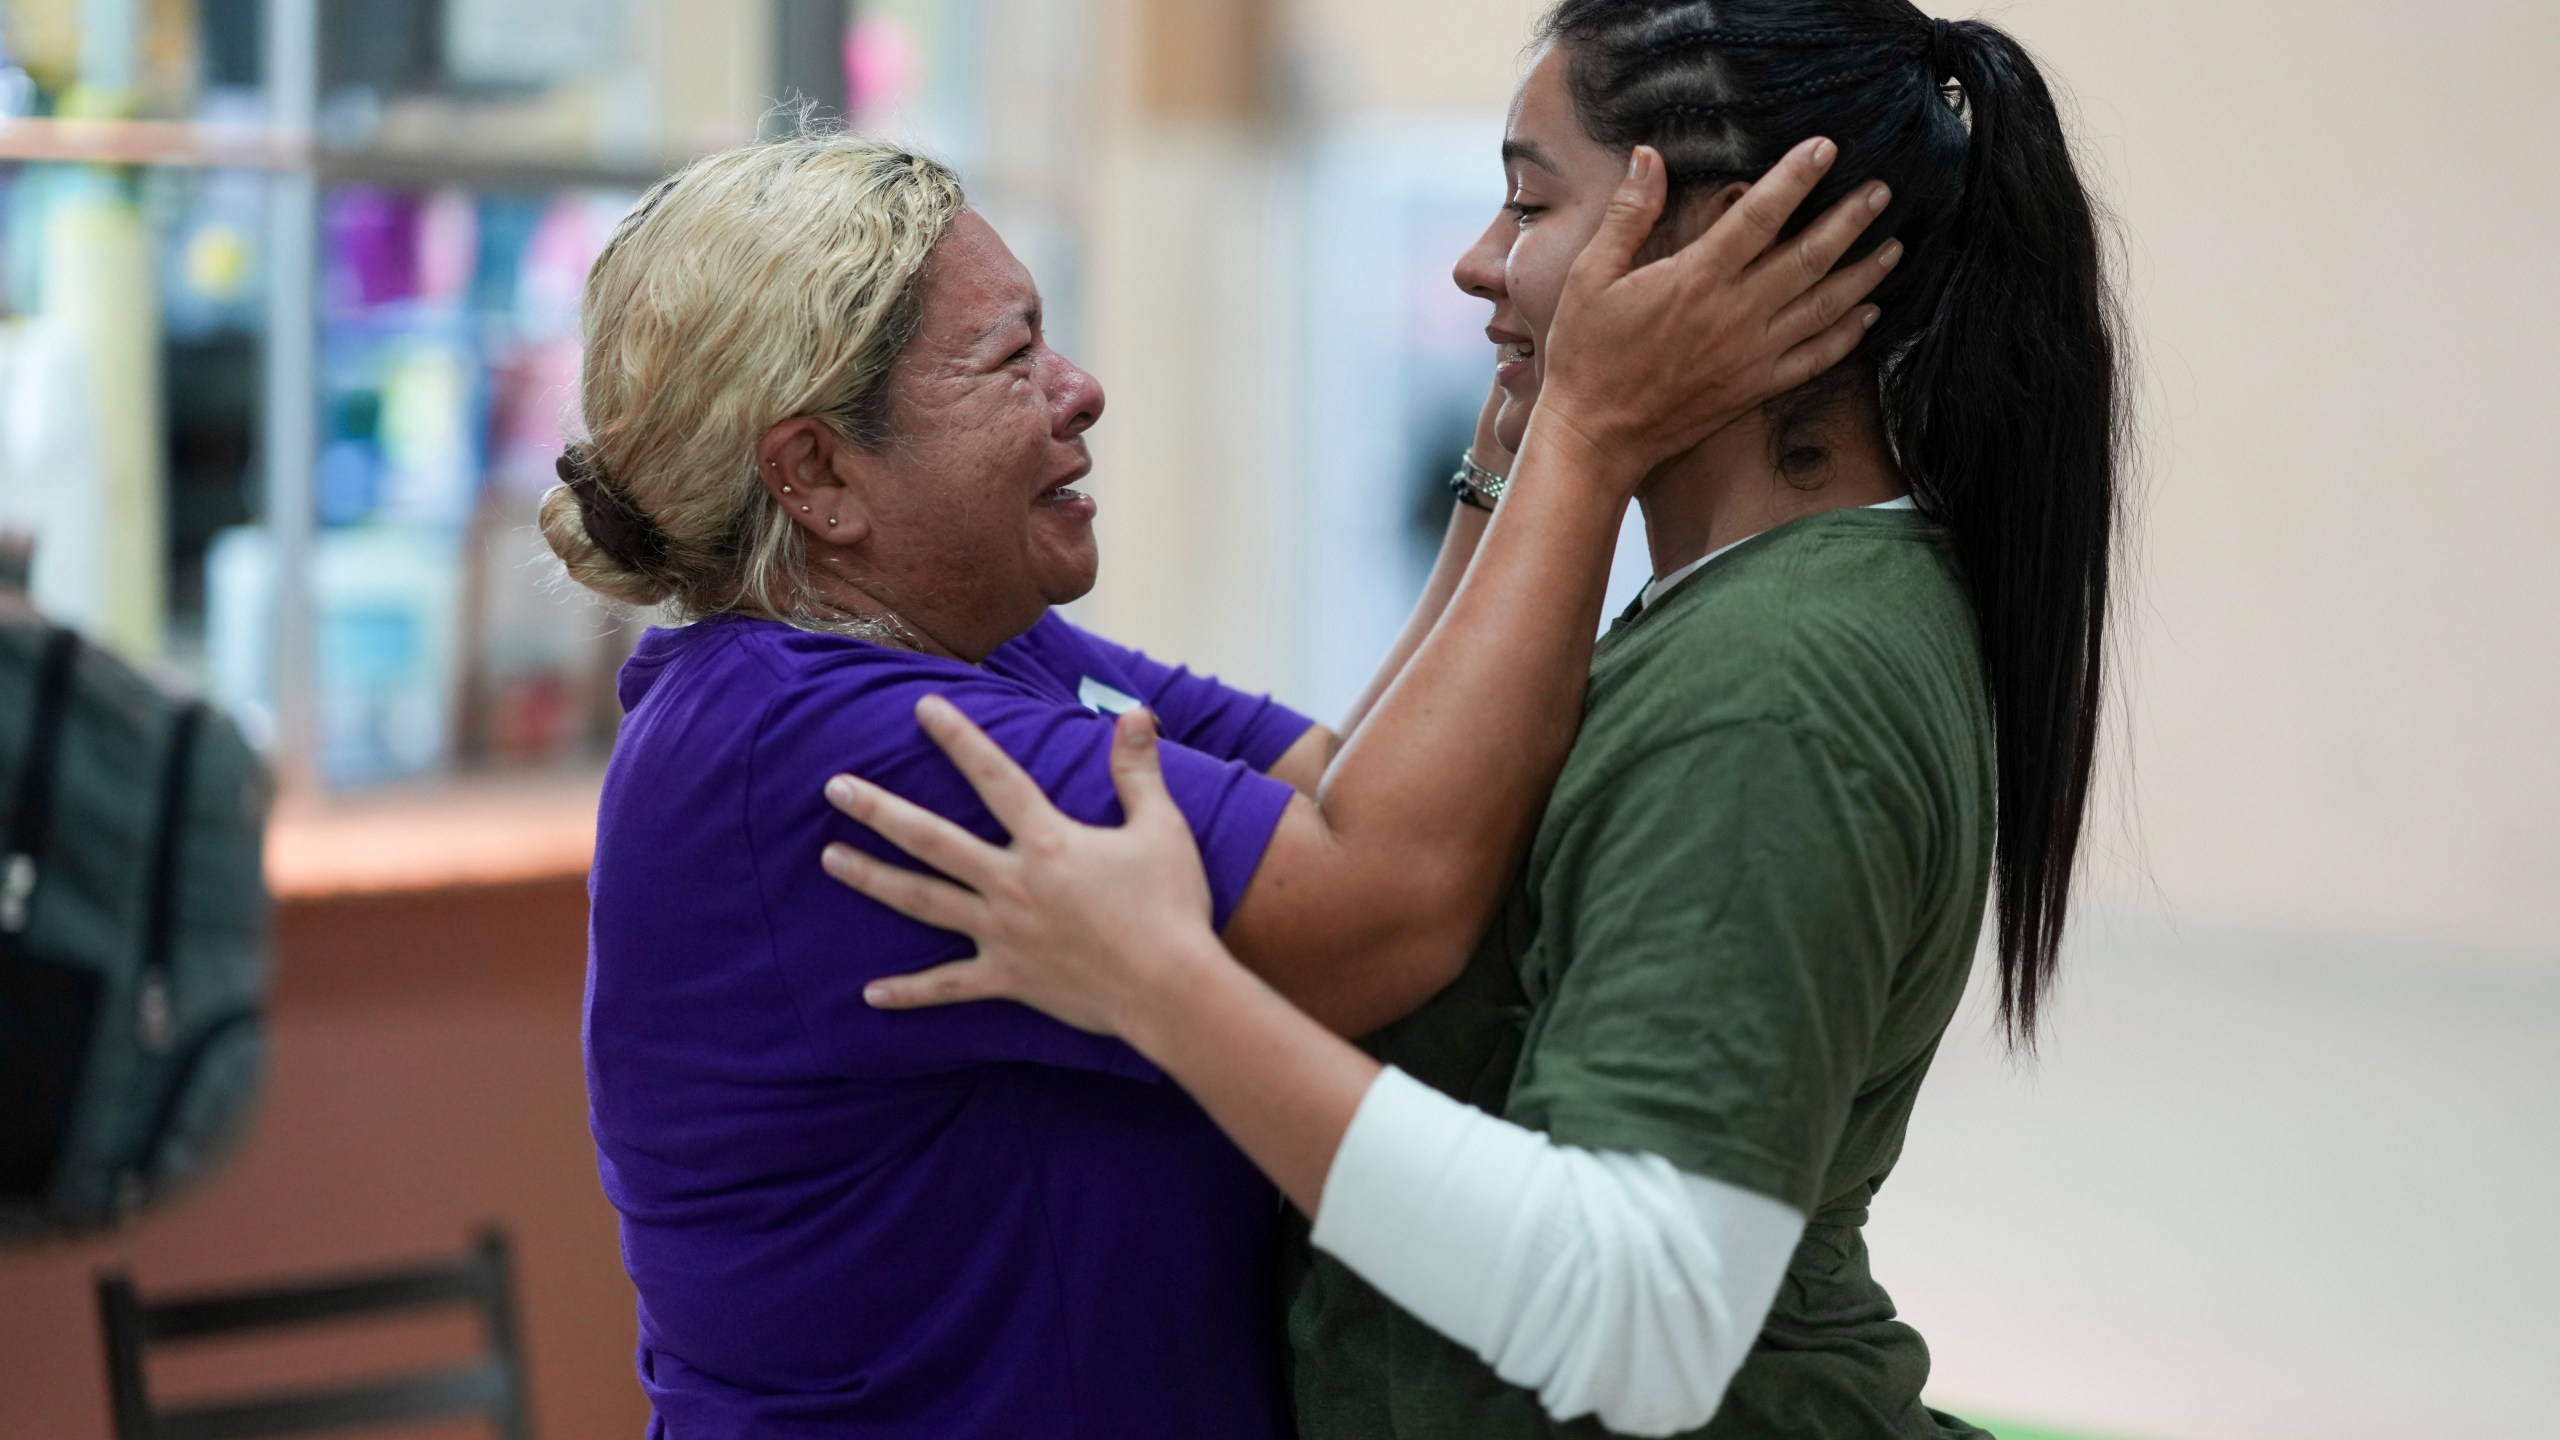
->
<box><xmin>313</xmin><ymin>526</ymin><xmax>465</xmax><ymax>787</ymax></box>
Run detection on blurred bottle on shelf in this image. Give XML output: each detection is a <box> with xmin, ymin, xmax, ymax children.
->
<box><xmin>0</xmin><ymin>307</ymin><xmax>108</xmax><ymax>631</ymax></box>
<box><xmin>32</xmin><ymin>165</ymin><xmax>165</xmax><ymax>661</ymax></box>
<box><xmin>0</xmin><ymin>28</ymin><xmax>37</xmax><ymax>119</ymax></box>
<box><xmin>204</xmin><ymin>178</ymin><xmax>639</xmax><ymax>787</ymax></box>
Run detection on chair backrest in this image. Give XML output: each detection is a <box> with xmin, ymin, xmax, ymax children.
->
<box><xmin>94</xmin><ymin>1228</ymin><xmax>533</xmax><ymax>1440</ymax></box>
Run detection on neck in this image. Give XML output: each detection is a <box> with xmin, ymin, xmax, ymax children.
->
<box><xmin>1634</xmin><ymin>396</ymin><xmax>1908</xmax><ymax>580</ymax></box>
<box><xmin>793</xmin><ymin>562</ymin><xmax>985</xmax><ymax>664</ymax></box>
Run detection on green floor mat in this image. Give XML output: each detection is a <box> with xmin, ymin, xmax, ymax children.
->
<box><xmin>1976</xmin><ymin>1419</ymin><xmax>2149</xmax><ymax>1440</ymax></box>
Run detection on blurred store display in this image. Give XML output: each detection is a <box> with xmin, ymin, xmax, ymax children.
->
<box><xmin>0</xmin><ymin>0</ymin><xmax>1123</xmax><ymax>791</ymax></box>
<box><xmin>0</xmin><ymin>0</ymin><xmax>839</xmax><ymax>791</ymax></box>
<box><xmin>195</xmin><ymin>182</ymin><xmax>645</xmax><ymax>785</ymax></box>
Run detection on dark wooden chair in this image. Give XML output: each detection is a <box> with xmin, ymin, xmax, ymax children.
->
<box><xmin>95</xmin><ymin>1228</ymin><xmax>534</xmax><ymax>1440</ymax></box>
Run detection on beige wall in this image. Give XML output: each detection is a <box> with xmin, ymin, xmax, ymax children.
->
<box><xmin>1104</xmin><ymin>0</ymin><xmax>2560</xmax><ymax>968</ymax></box>
<box><xmin>1993</xmin><ymin>0</ymin><xmax>2560</xmax><ymax>963</ymax></box>
<box><xmin>1288</xmin><ymin>0</ymin><xmax>1546</xmax><ymax>111</ymax></box>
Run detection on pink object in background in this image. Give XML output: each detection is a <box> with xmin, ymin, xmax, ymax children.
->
<box><xmin>416</xmin><ymin>190</ymin><xmax>479</xmax><ymax>309</ymax></box>
<box><xmin>484</xmin><ymin>337</ymin><xmax>583</xmax><ymax>499</ymax></box>
<box><xmin>515</xmin><ymin>196</ymin><xmax>611</xmax><ymax>341</ymax></box>
<box><xmin>847</xmin><ymin>13</ymin><xmax>921</xmax><ymax>124</ymax></box>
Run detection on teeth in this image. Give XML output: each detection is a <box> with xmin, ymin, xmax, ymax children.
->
<box><xmin>1044</xmin><ymin>486</ymin><xmax>1085</xmax><ymax>502</ymax></box>
<box><xmin>1498</xmin><ymin>341</ymin><xmax>1531</xmax><ymax>365</ymax></box>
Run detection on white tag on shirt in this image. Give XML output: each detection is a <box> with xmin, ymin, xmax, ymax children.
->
<box><xmin>1079</xmin><ymin>677</ymin><xmax>1142</xmax><ymax>715</ymax></box>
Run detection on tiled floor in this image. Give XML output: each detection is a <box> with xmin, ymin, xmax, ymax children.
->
<box><xmin>1875</xmin><ymin>908</ymin><xmax>2560</xmax><ymax>1440</ymax></box>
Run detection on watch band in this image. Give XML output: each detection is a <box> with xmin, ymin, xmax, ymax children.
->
<box><xmin>1449</xmin><ymin>452</ymin><xmax>1509</xmax><ymax>510</ymax></box>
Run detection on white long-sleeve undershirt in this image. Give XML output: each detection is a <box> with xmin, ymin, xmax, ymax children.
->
<box><xmin>1310</xmin><ymin>1067</ymin><xmax>1805</xmax><ymax>1438</ymax></box>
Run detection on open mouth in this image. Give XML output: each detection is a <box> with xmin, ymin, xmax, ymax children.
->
<box><xmin>1036</xmin><ymin>470</ymin><xmax>1092</xmax><ymax>505</ymax></box>
<box><xmin>1496</xmin><ymin>339</ymin><xmax>1533</xmax><ymax>367</ymax></box>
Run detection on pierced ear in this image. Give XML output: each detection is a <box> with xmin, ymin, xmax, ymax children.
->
<box><xmin>757</xmin><ymin>417</ymin><xmax>874</xmax><ymax>548</ymax></box>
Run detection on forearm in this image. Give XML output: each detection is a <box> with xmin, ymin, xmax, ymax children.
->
<box><xmin>1326</xmin><ymin>422</ymin><xmax>1630</xmax><ymax>829</ymax></box>
<box><xmin>1335</xmin><ymin>500</ymin><xmax>1490</xmax><ymax>741</ymax></box>
<box><xmin>1118</xmin><ymin>935</ymin><xmax>1383</xmax><ymax>1216</ymax></box>
<box><xmin>1229</xmin><ymin>421</ymin><xmax>1634</xmax><ymax>1016</ymax></box>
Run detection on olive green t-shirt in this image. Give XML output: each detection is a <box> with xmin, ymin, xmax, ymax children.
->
<box><xmin>1286</xmin><ymin>507</ymin><xmax>1996</xmax><ymax>1440</ymax></box>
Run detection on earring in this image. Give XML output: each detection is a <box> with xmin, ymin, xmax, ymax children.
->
<box><xmin>800</xmin><ymin>505</ymin><xmax>810</xmax><ymax>513</ymax></box>
<box><xmin>826</xmin><ymin>516</ymin><xmax>838</xmax><ymax>528</ymax></box>
<box><xmin>781</xmin><ymin>484</ymin><xmax>793</xmax><ymax>494</ymax></box>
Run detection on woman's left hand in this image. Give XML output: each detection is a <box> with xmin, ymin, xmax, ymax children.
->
<box><xmin>821</xmin><ymin>696</ymin><xmax>1223</xmax><ymax>1036</ymax></box>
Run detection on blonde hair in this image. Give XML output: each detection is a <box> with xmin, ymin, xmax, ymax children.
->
<box><xmin>539</xmin><ymin>133</ymin><xmax>966</xmax><ymax>620</ymax></box>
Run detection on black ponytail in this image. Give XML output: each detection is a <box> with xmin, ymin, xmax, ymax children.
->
<box><xmin>1540</xmin><ymin>1</ymin><xmax>2126</xmax><ymax>1043</ymax></box>
<box><xmin>1893</xmin><ymin>21</ymin><xmax>2121</xmax><ymax>1043</ymax></box>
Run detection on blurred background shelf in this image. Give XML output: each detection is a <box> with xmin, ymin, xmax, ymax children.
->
<box><xmin>314</xmin><ymin>150</ymin><xmax>677</xmax><ymax>194</ymax></box>
<box><xmin>0</xmin><ymin>115</ymin><xmax>305</xmax><ymax>166</ymax></box>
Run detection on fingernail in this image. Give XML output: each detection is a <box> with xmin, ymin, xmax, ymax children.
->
<box><xmin>826</xmin><ymin>775</ymin><xmax>858</xmax><ymax>806</ymax></box>
<box><xmin>1861</xmin><ymin>307</ymin><xmax>1882</xmax><ymax>329</ymax></box>
<box><xmin>1810</xmin><ymin>138</ymin><xmax>1836</xmax><ymax>166</ymax></box>
<box><xmin>1877</xmin><ymin>239</ymin><xmax>1904</xmax><ymax>270</ymax></box>
<box><xmin>1868</xmin><ymin>183</ymin><xmax>1892</xmax><ymax>213</ymax></box>
<box><xmin>863</xmin><ymin>984</ymin><xmax>890</xmax><ymax>1007</ymax></box>
<box><xmin>823</xmin><ymin>843</ymin><xmax>853</xmax><ymax>871</ymax></box>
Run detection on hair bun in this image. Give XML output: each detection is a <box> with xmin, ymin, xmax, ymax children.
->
<box><xmin>557</xmin><ymin>445</ymin><xmax>672</xmax><ymax>574</ymax></box>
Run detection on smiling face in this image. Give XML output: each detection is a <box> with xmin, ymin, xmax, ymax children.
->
<box><xmin>837</xmin><ymin>210</ymin><xmax>1106</xmax><ymax>655</ymax></box>
<box><xmin>1455</xmin><ymin>44</ymin><xmax>1744</xmax><ymax>455</ymax></box>
<box><xmin>1454</xmin><ymin>45</ymin><xmax>1626</xmax><ymax>454</ymax></box>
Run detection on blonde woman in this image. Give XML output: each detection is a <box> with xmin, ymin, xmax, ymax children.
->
<box><xmin>554</xmin><ymin>131</ymin><xmax>1886</xmax><ymax>1437</ymax></box>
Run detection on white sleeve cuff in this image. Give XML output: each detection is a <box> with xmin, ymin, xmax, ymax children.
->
<box><xmin>1311</xmin><ymin>1067</ymin><xmax>1805</xmax><ymax>1437</ymax></box>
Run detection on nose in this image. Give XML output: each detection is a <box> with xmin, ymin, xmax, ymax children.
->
<box><xmin>1452</xmin><ymin>210</ymin><xmax>1512</xmax><ymax>302</ymax></box>
<box><xmin>1051</xmin><ymin>352</ymin><xmax>1105</xmax><ymax>439</ymax></box>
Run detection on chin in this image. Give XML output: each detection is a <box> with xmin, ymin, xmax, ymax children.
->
<box><xmin>1035</xmin><ymin>547</ymin><xmax>1101</xmax><ymax>608</ymax></box>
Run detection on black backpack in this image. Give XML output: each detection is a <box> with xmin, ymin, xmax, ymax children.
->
<box><xmin>0</xmin><ymin>621</ymin><xmax>274</xmax><ymax>1236</ymax></box>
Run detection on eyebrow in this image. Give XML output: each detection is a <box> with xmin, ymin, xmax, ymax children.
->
<box><xmin>1501</xmin><ymin>139</ymin><xmax>1562</xmax><ymax>175</ymax></box>
<box><xmin>971</xmin><ymin>304</ymin><xmax>1039</xmax><ymax>350</ymax></box>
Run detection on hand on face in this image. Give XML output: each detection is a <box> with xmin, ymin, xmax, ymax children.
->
<box><xmin>821</xmin><ymin>698</ymin><xmax>1222</xmax><ymax>1038</ymax></box>
<box><xmin>1453</xmin><ymin>44</ymin><xmax>1900</xmax><ymax>475</ymax></box>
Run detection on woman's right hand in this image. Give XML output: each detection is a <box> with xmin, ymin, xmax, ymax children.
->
<box><xmin>822</xmin><ymin>698</ymin><xmax>1229</xmax><ymax>1041</ymax></box>
<box><xmin>1533</xmin><ymin>138</ymin><xmax>1899</xmax><ymax>484</ymax></box>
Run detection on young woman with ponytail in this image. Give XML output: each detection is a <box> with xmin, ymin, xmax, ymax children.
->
<box><xmin>819</xmin><ymin>2</ymin><xmax>2123</xmax><ymax>1436</ymax></box>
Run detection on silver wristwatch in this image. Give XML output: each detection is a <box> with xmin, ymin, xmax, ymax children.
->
<box><xmin>1448</xmin><ymin>452</ymin><xmax>1509</xmax><ymax>510</ymax></box>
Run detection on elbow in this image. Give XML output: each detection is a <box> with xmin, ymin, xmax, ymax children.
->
<box><xmin>1344</xmin><ymin>879</ymin><xmax>1483</xmax><ymax>1031</ymax></box>
<box><xmin>1229</xmin><ymin>823</ymin><xmax>1493</xmax><ymax>1035</ymax></box>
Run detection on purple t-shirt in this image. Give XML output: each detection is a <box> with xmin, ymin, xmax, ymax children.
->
<box><xmin>585</xmin><ymin>611</ymin><xmax>1313</xmax><ymax>1440</ymax></box>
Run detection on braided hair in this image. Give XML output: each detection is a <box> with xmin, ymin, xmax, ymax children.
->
<box><xmin>1539</xmin><ymin>0</ymin><xmax>2127</xmax><ymax>1043</ymax></box>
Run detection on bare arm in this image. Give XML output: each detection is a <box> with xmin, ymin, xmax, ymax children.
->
<box><xmin>845</xmin><ymin>142</ymin><xmax>1895</xmax><ymax>1038</ymax></box>
<box><xmin>1264</xmin><ymin>394</ymin><xmax>1507</xmax><ymax>797</ymax></box>
<box><xmin>1227</xmin><ymin>146</ymin><xmax>1894</xmax><ymax>1036</ymax></box>
<box><xmin>1337</xmin><ymin>389</ymin><xmax>1510</xmax><ymax>743</ymax></box>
